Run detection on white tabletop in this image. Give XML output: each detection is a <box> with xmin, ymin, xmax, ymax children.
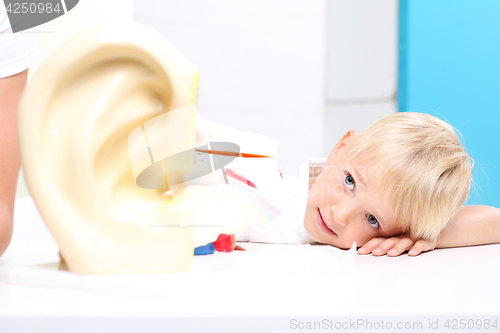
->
<box><xmin>1</xmin><ymin>197</ymin><xmax>499</xmax><ymax>333</ymax></box>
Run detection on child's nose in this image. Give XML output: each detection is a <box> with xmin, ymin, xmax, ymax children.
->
<box><xmin>331</xmin><ymin>203</ymin><xmax>354</xmax><ymax>227</ymax></box>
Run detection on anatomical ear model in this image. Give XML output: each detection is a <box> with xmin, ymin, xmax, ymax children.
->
<box><xmin>18</xmin><ymin>23</ymin><xmax>285</xmax><ymax>275</ymax></box>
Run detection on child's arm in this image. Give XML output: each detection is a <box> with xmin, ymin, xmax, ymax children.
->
<box><xmin>435</xmin><ymin>205</ymin><xmax>500</xmax><ymax>248</ymax></box>
<box><xmin>358</xmin><ymin>205</ymin><xmax>500</xmax><ymax>256</ymax></box>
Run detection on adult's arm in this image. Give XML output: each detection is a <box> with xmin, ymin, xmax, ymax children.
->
<box><xmin>0</xmin><ymin>69</ymin><xmax>28</xmax><ymax>257</ymax></box>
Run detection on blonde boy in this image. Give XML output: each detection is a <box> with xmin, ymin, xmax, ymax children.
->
<box><xmin>303</xmin><ymin>112</ymin><xmax>500</xmax><ymax>256</ymax></box>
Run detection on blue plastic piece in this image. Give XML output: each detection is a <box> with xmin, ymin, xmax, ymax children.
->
<box><xmin>194</xmin><ymin>243</ymin><xmax>215</xmax><ymax>255</ymax></box>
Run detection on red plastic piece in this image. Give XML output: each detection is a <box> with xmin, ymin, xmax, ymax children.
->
<box><xmin>213</xmin><ymin>234</ymin><xmax>233</xmax><ymax>252</ymax></box>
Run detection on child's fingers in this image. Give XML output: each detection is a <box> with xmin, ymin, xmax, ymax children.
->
<box><xmin>408</xmin><ymin>239</ymin><xmax>431</xmax><ymax>256</ymax></box>
<box><xmin>386</xmin><ymin>238</ymin><xmax>415</xmax><ymax>257</ymax></box>
<box><xmin>358</xmin><ymin>238</ymin><xmax>386</xmax><ymax>255</ymax></box>
<box><xmin>371</xmin><ymin>237</ymin><xmax>405</xmax><ymax>256</ymax></box>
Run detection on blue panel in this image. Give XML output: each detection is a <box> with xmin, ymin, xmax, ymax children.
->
<box><xmin>398</xmin><ymin>0</ymin><xmax>500</xmax><ymax>206</ymax></box>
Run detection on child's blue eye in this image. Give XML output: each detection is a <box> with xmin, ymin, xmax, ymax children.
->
<box><xmin>344</xmin><ymin>173</ymin><xmax>355</xmax><ymax>190</ymax></box>
<box><xmin>367</xmin><ymin>214</ymin><xmax>379</xmax><ymax>228</ymax></box>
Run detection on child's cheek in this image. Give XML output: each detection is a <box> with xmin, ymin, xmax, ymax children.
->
<box><xmin>354</xmin><ymin>229</ymin><xmax>376</xmax><ymax>248</ymax></box>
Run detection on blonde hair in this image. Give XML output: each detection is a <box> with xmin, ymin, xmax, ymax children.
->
<box><xmin>346</xmin><ymin>112</ymin><xmax>472</xmax><ymax>240</ymax></box>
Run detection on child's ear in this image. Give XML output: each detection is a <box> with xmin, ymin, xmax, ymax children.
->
<box><xmin>327</xmin><ymin>129</ymin><xmax>356</xmax><ymax>164</ymax></box>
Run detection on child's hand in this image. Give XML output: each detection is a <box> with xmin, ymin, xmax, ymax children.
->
<box><xmin>357</xmin><ymin>235</ymin><xmax>436</xmax><ymax>257</ymax></box>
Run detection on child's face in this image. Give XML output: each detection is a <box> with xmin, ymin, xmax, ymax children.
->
<box><xmin>303</xmin><ymin>131</ymin><xmax>403</xmax><ymax>249</ymax></box>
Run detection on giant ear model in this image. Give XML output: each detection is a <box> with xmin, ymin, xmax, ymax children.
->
<box><xmin>18</xmin><ymin>23</ymin><xmax>200</xmax><ymax>274</ymax></box>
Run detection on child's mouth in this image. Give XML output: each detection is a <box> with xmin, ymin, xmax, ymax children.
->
<box><xmin>317</xmin><ymin>209</ymin><xmax>337</xmax><ymax>236</ymax></box>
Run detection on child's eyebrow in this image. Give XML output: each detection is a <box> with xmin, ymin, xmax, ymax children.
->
<box><xmin>352</xmin><ymin>166</ymin><xmax>366</xmax><ymax>189</ymax></box>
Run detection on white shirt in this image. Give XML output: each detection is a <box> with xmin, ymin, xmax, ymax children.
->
<box><xmin>235</xmin><ymin>159</ymin><xmax>317</xmax><ymax>244</ymax></box>
<box><xmin>0</xmin><ymin>2</ymin><xmax>38</xmax><ymax>78</ymax></box>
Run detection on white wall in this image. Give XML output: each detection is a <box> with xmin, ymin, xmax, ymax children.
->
<box><xmin>134</xmin><ymin>0</ymin><xmax>327</xmax><ymax>176</ymax></box>
<box><xmin>16</xmin><ymin>0</ymin><xmax>397</xmax><ymax>198</ymax></box>
<box><xmin>16</xmin><ymin>0</ymin><xmax>134</xmax><ymax>198</ymax></box>
<box><xmin>325</xmin><ymin>0</ymin><xmax>397</xmax><ymax>155</ymax></box>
